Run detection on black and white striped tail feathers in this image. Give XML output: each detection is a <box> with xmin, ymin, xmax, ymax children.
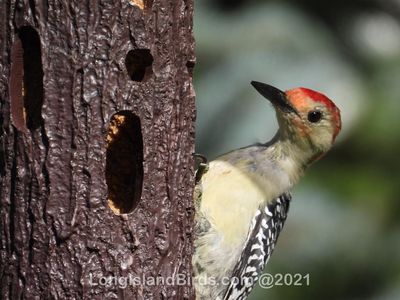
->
<box><xmin>222</xmin><ymin>193</ymin><xmax>291</xmax><ymax>300</ymax></box>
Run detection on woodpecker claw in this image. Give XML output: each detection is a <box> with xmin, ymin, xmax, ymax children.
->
<box><xmin>193</xmin><ymin>153</ymin><xmax>207</xmax><ymax>164</ymax></box>
<box><xmin>193</xmin><ymin>153</ymin><xmax>209</xmax><ymax>183</ymax></box>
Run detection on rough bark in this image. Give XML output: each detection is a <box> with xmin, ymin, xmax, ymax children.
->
<box><xmin>0</xmin><ymin>0</ymin><xmax>196</xmax><ymax>299</ymax></box>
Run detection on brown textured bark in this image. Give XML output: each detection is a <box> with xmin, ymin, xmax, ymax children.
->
<box><xmin>0</xmin><ymin>0</ymin><xmax>196</xmax><ymax>299</ymax></box>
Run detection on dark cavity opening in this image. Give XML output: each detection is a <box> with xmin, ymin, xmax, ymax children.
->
<box><xmin>145</xmin><ymin>0</ymin><xmax>154</xmax><ymax>10</ymax></box>
<box><xmin>186</xmin><ymin>60</ymin><xmax>196</xmax><ymax>76</ymax></box>
<box><xmin>9</xmin><ymin>26</ymin><xmax>44</xmax><ymax>132</ymax></box>
<box><xmin>106</xmin><ymin>111</ymin><xmax>144</xmax><ymax>214</ymax></box>
<box><xmin>125</xmin><ymin>49</ymin><xmax>153</xmax><ymax>82</ymax></box>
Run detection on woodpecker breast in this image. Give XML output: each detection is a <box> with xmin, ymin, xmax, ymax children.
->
<box><xmin>223</xmin><ymin>193</ymin><xmax>291</xmax><ymax>300</ymax></box>
<box><xmin>193</xmin><ymin>146</ymin><xmax>296</xmax><ymax>300</ymax></box>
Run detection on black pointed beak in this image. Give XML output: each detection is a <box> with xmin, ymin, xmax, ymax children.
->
<box><xmin>251</xmin><ymin>81</ymin><xmax>298</xmax><ymax>115</ymax></box>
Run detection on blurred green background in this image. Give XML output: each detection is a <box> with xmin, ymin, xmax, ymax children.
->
<box><xmin>194</xmin><ymin>0</ymin><xmax>400</xmax><ymax>299</ymax></box>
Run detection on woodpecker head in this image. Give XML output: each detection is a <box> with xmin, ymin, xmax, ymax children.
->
<box><xmin>251</xmin><ymin>81</ymin><xmax>341</xmax><ymax>161</ymax></box>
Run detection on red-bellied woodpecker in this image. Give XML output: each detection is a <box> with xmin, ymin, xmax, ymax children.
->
<box><xmin>193</xmin><ymin>81</ymin><xmax>341</xmax><ymax>300</ymax></box>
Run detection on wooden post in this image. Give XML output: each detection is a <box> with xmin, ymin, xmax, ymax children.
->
<box><xmin>0</xmin><ymin>0</ymin><xmax>196</xmax><ymax>298</ymax></box>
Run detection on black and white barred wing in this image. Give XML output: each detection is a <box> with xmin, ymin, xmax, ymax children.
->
<box><xmin>222</xmin><ymin>193</ymin><xmax>291</xmax><ymax>300</ymax></box>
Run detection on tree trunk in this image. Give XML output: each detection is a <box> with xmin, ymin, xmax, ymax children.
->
<box><xmin>0</xmin><ymin>0</ymin><xmax>196</xmax><ymax>299</ymax></box>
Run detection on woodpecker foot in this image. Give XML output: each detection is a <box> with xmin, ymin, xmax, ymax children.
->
<box><xmin>193</xmin><ymin>153</ymin><xmax>208</xmax><ymax>183</ymax></box>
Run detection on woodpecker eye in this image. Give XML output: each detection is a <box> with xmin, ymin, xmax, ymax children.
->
<box><xmin>307</xmin><ymin>110</ymin><xmax>322</xmax><ymax>123</ymax></box>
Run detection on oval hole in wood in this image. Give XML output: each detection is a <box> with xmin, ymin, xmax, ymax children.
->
<box><xmin>125</xmin><ymin>49</ymin><xmax>153</xmax><ymax>82</ymax></box>
<box><xmin>106</xmin><ymin>111</ymin><xmax>144</xmax><ymax>215</ymax></box>
<box><xmin>9</xmin><ymin>26</ymin><xmax>44</xmax><ymax>132</ymax></box>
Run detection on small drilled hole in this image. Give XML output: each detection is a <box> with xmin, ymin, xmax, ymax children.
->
<box><xmin>145</xmin><ymin>0</ymin><xmax>154</xmax><ymax>10</ymax></box>
<box><xmin>106</xmin><ymin>111</ymin><xmax>144</xmax><ymax>215</ymax></box>
<box><xmin>125</xmin><ymin>49</ymin><xmax>153</xmax><ymax>82</ymax></box>
<box><xmin>186</xmin><ymin>60</ymin><xmax>196</xmax><ymax>76</ymax></box>
<box><xmin>9</xmin><ymin>26</ymin><xmax>44</xmax><ymax>132</ymax></box>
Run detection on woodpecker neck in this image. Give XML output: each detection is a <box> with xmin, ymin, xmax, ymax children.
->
<box><xmin>217</xmin><ymin>128</ymin><xmax>323</xmax><ymax>195</ymax></box>
<box><xmin>263</xmin><ymin>129</ymin><xmax>319</xmax><ymax>184</ymax></box>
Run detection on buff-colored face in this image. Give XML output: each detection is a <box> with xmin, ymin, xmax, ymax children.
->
<box><xmin>283</xmin><ymin>88</ymin><xmax>341</xmax><ymax>154</ymax></box>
